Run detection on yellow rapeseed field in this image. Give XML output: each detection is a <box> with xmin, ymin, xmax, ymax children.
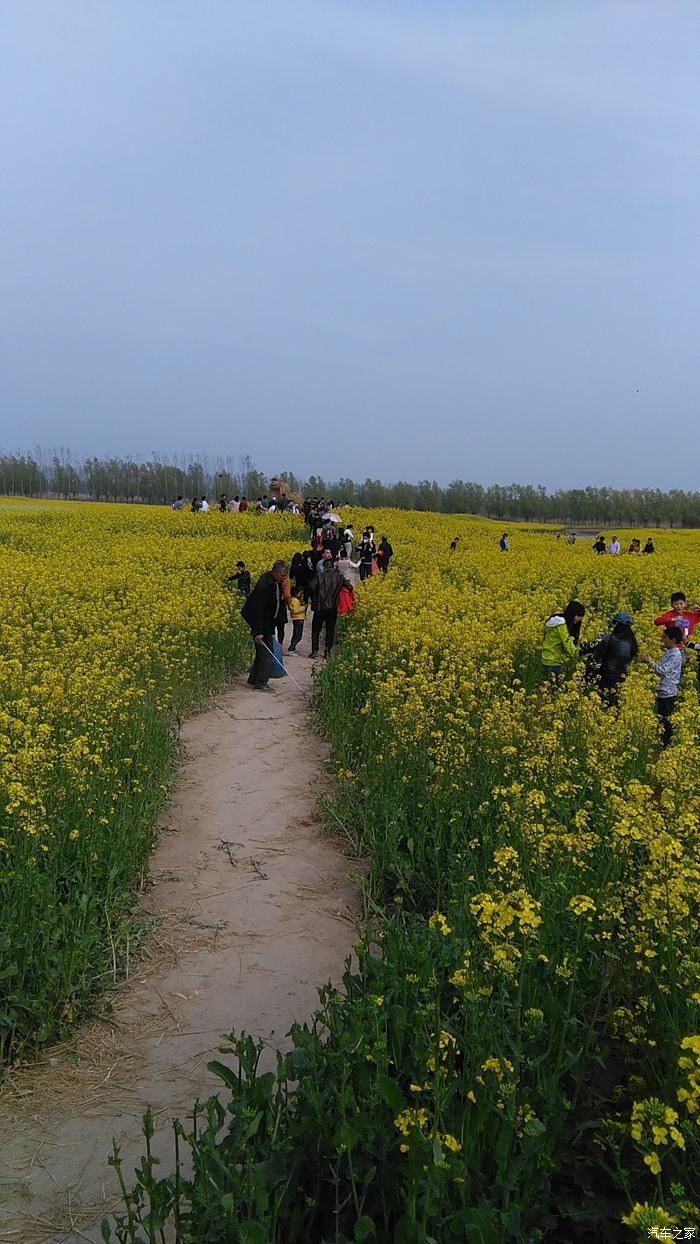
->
<box><xmin>0</xmin><ymin>499</ymin><xmax>300</xmax><ymax>1059</ymax></box>
<box><xmin>3</xmin><ymin>499</ymin><xmax>698</xmax><ymax>1238</ymax></box>
<box><xmin>318</xmin><ymin>509</ymin><xmax>700</xmax><ymax>1237</ymax></box>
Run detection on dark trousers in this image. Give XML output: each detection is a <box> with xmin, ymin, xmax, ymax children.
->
<box><xmin>656</xmin><ymin>696</ymin><xmax>676</xmax><ymax>747</ymax></box>
<box><xmin>359</xmin><ymin>560</ymin><xmax>372</xmax><ymax>581</ymax></box>
<box><xmin>289</xmin><ymin>620</ymin><xmax>304</xmax><ymax>651</ymax></box>
<box><xmin>247</xmin><ymin>632</ymin><xmax>274</xmax><ymax>687</ymax></box>
<box><xmin>311</xmin><ymin>608</ymin><xmax>338</xmax><ymax>655</ymax></box>
<box><xmin>277</xmin><ymin>620</ymin><xmax>285</xmax><ymax>645</ymax></box>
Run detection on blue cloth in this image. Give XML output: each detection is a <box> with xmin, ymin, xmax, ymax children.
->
<box><xmin>268</xmin><ymin>635</ymin><xmax>288</xmax><ymax>678</ymax></box>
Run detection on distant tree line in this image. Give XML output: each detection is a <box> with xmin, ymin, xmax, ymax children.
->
<box><xmin>1</xmin><ymin>448</ymin><xmax>698</xmax><ymax>527</ymax></box>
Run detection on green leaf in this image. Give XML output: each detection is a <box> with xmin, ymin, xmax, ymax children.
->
<box><xmin>243</xmin><ymin>1110</ymin><xmax>264</xmax><ymax>1141</ymax></box>
<box><xmin>377</xmin><ymin>1073</ymin><xmax>404</xmax><ymax>1113</ymax></box>
<box><xmin>239</xmin><ymin>1222</ymin><xmax>270</xmax><ymax>1244</ymax></box>
<box><xmin>458</xmin><ymin>1209</ymin><xmax>502</xmax><ymax>1244</ymax></box>
<box><xmin>207</xmin><ymin>1059</ymin><xmax>240</xmax><ymax>1093</ymax></box>
<box><xmin>354</xmin><ymin>1215</ymin><xmax>377</xmax><ymax>1241</ymax></box>
<box><xmin>333</xmin><ymin>1120</ymin><xmax>361</xmax><ymax>1151</ymax></box>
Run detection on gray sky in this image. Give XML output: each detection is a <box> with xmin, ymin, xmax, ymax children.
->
<box><xmin>2</xmin><ymin>2</ymin><xmax>699</xmax><ymax>490</ymax></box>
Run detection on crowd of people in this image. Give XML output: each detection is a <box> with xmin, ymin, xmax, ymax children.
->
<box><xmin>591</xmin><ymin>533</ymin><xmax>655</xmax><ymax>555</ymax></box>
<box><xmin>540</xmin><ymin>591</ymin><xmax>700</xmax><ymax>744</ymax></box>
<box><xmin>231</xmin><ymin>509</ymin><xmax>393</xmax><ymax>690</ymax></box>
<box><xmin>171</xmin><ymin>492</ymin><xmax>303</xmax><ymax>514</ymax></box>
<box><xmin>221</xmin><ymin>492</ymin><xmax>680</xmax><ymax>745</ymax></box>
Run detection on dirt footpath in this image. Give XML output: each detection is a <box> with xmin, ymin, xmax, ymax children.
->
<box><xmin>0</xmin><ymin>642</ymin><xmax>358</xmax><ymax>1243</ymax></box>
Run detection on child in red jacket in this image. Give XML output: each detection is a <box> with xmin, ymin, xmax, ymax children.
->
<box><xmin>653</xmin><ymin>593</ymin><xmax>700</xmax><ymax>643</ymax></box>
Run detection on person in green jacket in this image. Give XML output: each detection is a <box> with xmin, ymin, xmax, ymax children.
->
<box><xmin>541</xmin><ymin>601</ymin><xmax>586</xmax><ymax>680</ymax></box>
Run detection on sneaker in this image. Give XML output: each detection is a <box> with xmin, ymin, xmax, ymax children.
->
<box><xmin>287</xmin><ymin>648</ymin><xmax>298</xmax><ymax>655</ymax></box>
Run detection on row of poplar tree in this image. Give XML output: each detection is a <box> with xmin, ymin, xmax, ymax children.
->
<box><xmin>0</xmin><ymin>450</ymin><xmax>697</xmax><ymax>527</ymax></box>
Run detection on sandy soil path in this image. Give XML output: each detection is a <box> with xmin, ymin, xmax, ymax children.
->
<box><xmin>0</xmin><ymin>635</ymin><xmax>358</xmax><ymax>1243</ymax></box>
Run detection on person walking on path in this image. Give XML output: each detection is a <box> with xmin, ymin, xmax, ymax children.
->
<box><xmin>287</xmin><ymin>588</ymin><xmax>307</xmax><ymax>654</ymax></box>
<box><xmin>240</xmin><ymin>560</ymin><xmax>289</xmax><ymax>691</ymax></box>
<box><xmin>276</xmin><ymin>574</ymin><xmax>291</xmax><ymax>647</ymax></box>
<box><xmin>358</xmin><ymin>529</ymin><xmax>375</xmax><ymax>582</ymax></box>
<box><xmin>309</xmin><ymin>560</ymin><xmax>353</xmax><ymax>658</ymax></box>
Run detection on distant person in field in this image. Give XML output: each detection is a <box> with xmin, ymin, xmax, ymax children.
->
<box><xmin>499</xmin><ymin>533</ymin><xmax>509</xmax><ymax>552</ymax></box>
<box><xmin>228</xmin><ymin>561</ymin><xmax>251</xmax><ymax>597</ymax></box>
<box><xmin>628</xmin><ymin>538</ymin><xmax>641</xmax><ymax>554</ymax></box>
<box><xmin>653</xmin><ymin>593</ymin><xmax>700</xmax><ymax>643</ymax></box>
<box><xmin>540</xmin><ymin>601</ymin><xmax>586</xmax><ymax>681</ymax></box>
<box><xmin>376</xmin><ymin>535</ymin><xmax>393</xmax><ymax>574</ymax></box>
<box><xmin>640</xmin><ymin>625</ymin><xmax>684</xmax><ymax>746</ymax></box>
<box><xmin>171</xmin><ymin>495</ymin><xmax>185</xmax><ymax>510</ymax></box>
<box><xmin>190</xmin><ymin>496</ymin><xmax>201</xmax><ymax>513</ymax></box>
<box><xmin>592</xmin><ymin>535</ymin><xmax>606</xmax><ymax>554</ymax></box>
<box><xmin>609</xmin><ymin>536</ymin><xmax>621</xmax><ymax>555</ymax></box>
<box><xmin>200</xmin><ymin>496</ymin><xmax>210</xmax><ymax>512</ymax></box>
<box><xmin>240</xmin><ymin>560</ymin><xmax>289</xmax><ymax>691</ymax></box>
<box><xmin>219</xmin><ymin>493</ymin><xmax>227</xmax><ymax>513</ymax></box>
<box><xmin>238</xmin><ymin>496</ymin><xmax>248</xmax><ymax>512</ymax></box>
<box><xmin>643</xmin><ymin>537</ymin><xmax>655</xmax><ymax>554</ymax></box>
<box><xmin>450</xmin><ymin>536</ymin><xmax>460</xmax><ymax>552</ymax></box>
<box><xmin>228</xmin><ymin>495</ymin><xmax>240</xmax><ymax>512</ymax></box>
<box><xmin>567</xmin><ymin>532</ymin><xmax>576</xmax><ymax>544</ymax></box>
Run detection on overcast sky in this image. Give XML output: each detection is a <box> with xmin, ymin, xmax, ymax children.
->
<box><xmin>2</xmin><ymin>2</ymin><xmax>698</xmax><ymax>490</ymax></box>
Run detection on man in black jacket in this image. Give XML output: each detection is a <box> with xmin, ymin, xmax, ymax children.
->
<box><xmin>308</xmin><ymin>561</ymin><xmax>352</xmax><ymax>658</ymax></box>
<box><xmin>241</xmin><ymin>560</ymin><xmax>289</xmax><ymax>690</ymax></box>
<box><xmin>376</xmin><ymin>535</ymin><xmax>393</xmax><ymax>574</ymax></box>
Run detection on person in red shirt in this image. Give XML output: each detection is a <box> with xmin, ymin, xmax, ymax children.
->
<box><xmin>653</xmin><ymin>592</ymin><xmax>700</xmax><ymax>643</ymax></box>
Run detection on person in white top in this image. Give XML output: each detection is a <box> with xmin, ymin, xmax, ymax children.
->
<box><xmin>228</xmin><ymin>496</ymin><xmax>240</xmax><ymax>512</ymax></box>
<box><xmin>609</xmin><ymin>537</ymin><xmax>620</xmax><ymax>555</ymax></box>
<box><xmin>200</xmin><ymin>497</ymin><xmax>210</xmax><ymax>512</ymax></box>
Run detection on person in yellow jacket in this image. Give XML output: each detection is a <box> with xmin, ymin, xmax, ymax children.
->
<box><xmin>541</xmin><ymin>601</ymin><xmax>586</xmax><ymax>680</ymax></box>
<box><xmin>287</xmin><ymin>588</ymin><xmax>307</xmax><ymax>655</ymax></box>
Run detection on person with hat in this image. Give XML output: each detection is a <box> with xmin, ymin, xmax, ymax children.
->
<box><xmin>582</xmin><ymin>611</ymin><xmax>639</xmax><ymax>706</ymax></box>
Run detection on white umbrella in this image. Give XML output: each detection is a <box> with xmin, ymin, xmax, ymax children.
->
<box><xmin>325</xmin><ymin>512</ymin><xmax>342</xmax><ymax>523</ymax></box>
